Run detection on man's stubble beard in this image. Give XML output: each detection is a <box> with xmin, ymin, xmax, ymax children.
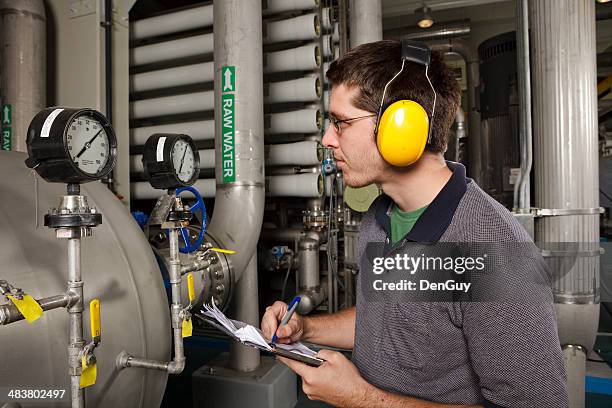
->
<box><xmin>343</xmin><ymin>147</ymin><xmax>384</xmax><ymax>188</ymax></box>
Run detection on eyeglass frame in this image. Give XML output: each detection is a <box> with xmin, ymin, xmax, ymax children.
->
<box><xmin>328</xmin><ymin>114</ymin><xmax>377</xmax><ymax>134</ymax></box>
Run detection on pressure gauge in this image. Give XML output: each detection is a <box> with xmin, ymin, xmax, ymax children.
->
<box><xmin>142</xmin><ymin>133</ymin><xmax>200</xmax><ymax>190</ymax></box>
<box><xmin>25</xmin><ymin>108</ymin><xmax>117</xmax><ymax>183</ymax></box>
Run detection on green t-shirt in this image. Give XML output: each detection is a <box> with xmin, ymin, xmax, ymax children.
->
<box><xmin>390</xmin><ymin>204</ymin><xmax>428</xmax><ymax>244</ymax></box>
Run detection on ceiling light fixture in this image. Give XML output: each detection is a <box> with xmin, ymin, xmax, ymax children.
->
<box><xmin>416</xmin><ymin>3</ymin><xmax>434</xmax><ymax>29</ymax></box>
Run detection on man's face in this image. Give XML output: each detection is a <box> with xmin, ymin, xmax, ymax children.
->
<box><xmin>322</xmin><ymin>84</ymin><xmax>386</xmax><ymax>188</ymax></box>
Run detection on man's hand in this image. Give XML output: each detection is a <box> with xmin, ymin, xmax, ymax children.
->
<box><xmin>261</xmin><ymin>301</ymin><xmax>306</xmax><ymax>344</ymax></box>
<box><xmin>278</xmin><ymin>349</ymin><xmax>370</xmax><ymax>407</ymax></box>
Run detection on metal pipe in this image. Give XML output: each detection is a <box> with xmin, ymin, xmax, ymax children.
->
<box><xmin>0</xmin><ymin>0</ymin><xmax>46</xmax><ymax>152</ymax></box>
<box><xmin>103</xmin><ymin>0</ymin><xmax>115</xmax><ymax>193</ymax></box>
<box><xmin>384</xmin><ymin>19</ymin><xmax>470</xmax><ymax>42</ymax></box>
<box><xmin>296</xmin><ymin>237</ymin><xmax>325</xmax><ymax>314</ymax></box>
<box><xmin>264</xmin><ymin>13</ymin><xmax>319</xmax><ymax>44</ymax></box>
<box><xmin>429</xmin><ymin>39</ymin><xmax>482</xmax><ymax>184</ymax></box>
<box><xmin>130</xmin><ymin>90</ymin><xmax>214</xmax><ymax>120</ymax></box>
<box><xmin>349</xmin><ymin>0</ymin><xmax>382</xmax><ymax>47</ymax></box>
<box><xmin>208</xmin><ymin>0</ymin><xmax>265</xmax><ymax>284</ymax></box>
<box><xmin>454</xmin><ymin>106</ymin><xmax>465</xmax><ymax>163</ymax></box>
<box><xmin>116</xmin><ymin>227</ymin><xmax>186</xmax><ymax>374</ymax></box>
<box><xmin>530</xmin><ymin>1</ymin><xmax>600</xmax><ymax>407</ymax></box>
<box><xmin>0</xmin><ymin>292</ymin><xmax>78</xmax><ymax>325</ymax></box>
<box><xmin>67</xmin><ymin>238</ymin><xmax>84</xmax><ymax>408</ymax></box>
<box><xmin>131</xmin><ymin>4</ymin><xmax>214</xmax><ymax>40</ymax></box>
<box><xmin>514</xmin><ymin>0</ymin><xmax>532</xmax><ymax>212</ymax></box>
<box><xmin>229</xmin><ymin>253</ymin><xmax>260</xmax><ymax>371</ymax></box>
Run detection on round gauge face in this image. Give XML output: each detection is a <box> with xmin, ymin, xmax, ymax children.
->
<box><xmin>171</xmin><ymin>139</ymin><xmax>196</xmax><ymax>183</ymax></box>
<box><xmin>66</xmin><ymin>115</ymin><xmax>110</xmax><ymax>176</ymax></box>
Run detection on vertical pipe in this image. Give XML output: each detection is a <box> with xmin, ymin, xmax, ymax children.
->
<box><xmin>168</xmin><ymin>229</ymin><xmax>185</xmax><ymax>368</ymax></box>
<box><xmin>212</xmin><ymin>0</ymin><xmax>264</xmax><ymax>372</ymax></box>
<box><xmin>348</xmin><ymin>0</ymin><xmax>382</xmax><ymax>47</ymax></box>
<box><xmin>0</xmin><ymin>0</ymin><xmax>46</xmax><ymax>152</ymax></box>
<box><xmin>514</xmin><ymin>0</ymin><xmax>532</xmax><ymax>211</ymax></box>
<box><xmin>229</xmin><ymin>254</ymin><xmax>260</xmax><ymax>372</ymax></box>
<box><xmin>67</xmin><ymin>238</ymin><xmax>84</xmax><ymax>408</ymax></box>
<box><xmin>209</xmin><ymin>0</ymin><xmax>265</xmax><ymax>283</ymax></box>
<box><xmin>530</xmin><ymin>1</ymin><xmax>599</xmax><ymax>407</ymax></box>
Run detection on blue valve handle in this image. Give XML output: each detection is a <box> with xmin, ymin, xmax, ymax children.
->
<box><xmin>175</xmin><ymin>186</ymin><xmax>206</xmax><ymax>254</ymax></box>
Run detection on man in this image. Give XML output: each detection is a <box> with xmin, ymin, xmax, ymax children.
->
<box><xmin>261</xmin><ymin>40</ymin><xmax>568</xmax><ymax>408</ymax></box>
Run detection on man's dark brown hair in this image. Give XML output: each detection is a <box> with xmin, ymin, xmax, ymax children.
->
<box><xmin>326</xmin><ymin>40</ymin><xmax>461</xmax><ymax>154</ymax></box>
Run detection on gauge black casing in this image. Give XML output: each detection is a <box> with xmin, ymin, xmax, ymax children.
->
<box><xmin>142</xmin><ymin>133</ymin><xmax>200</xmax><ymax>190</ymax></box>
<box><xmin>25</xmin><ymin>107</ymin><xmax>117</xmax><ymax>183</ymax></box>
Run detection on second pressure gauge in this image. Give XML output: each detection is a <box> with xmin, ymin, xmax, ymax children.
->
<box><xmin>142</xmin><ymin>134</ymin><xmax>200</xmax><ymax>190</ymax></box>
<box><xmin>25</xmin><ymin>108</ymin><xmax>117</xmax><ymax>183</ymax></box>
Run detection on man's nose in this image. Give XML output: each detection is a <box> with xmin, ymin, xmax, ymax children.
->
<box><xmin>322</xmin><ymin>125</ymin><xmax>339</xmax><ymax>148</ymax></box>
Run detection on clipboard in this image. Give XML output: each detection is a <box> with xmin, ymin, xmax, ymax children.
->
<box><xmin>195</xmin><ymin>315</ymin><xmax>325</xmax><ymax>367</ymax></box>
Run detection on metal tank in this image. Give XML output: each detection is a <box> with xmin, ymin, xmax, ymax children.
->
<box><xmin>0</xmin><ymin>151</ymin><xmax>170</xmax><ymax>407</ymax></box>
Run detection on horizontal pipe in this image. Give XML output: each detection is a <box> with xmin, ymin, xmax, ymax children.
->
<box><xmin>265</xmin><ymin>43</ymin><xmax>320</xmax><ymax>73</ymax></box>
<box><xmin>131</xmin><ymin>5</ymin><xmax>213</xmax><ymax>40</ymax></box>
<box><xmin>131</xmin><ymin>141</ymin><xmax>320</xmax><ymax>172</ymax></box>
<box><xmin>130</xmin><ymin>90</ymin><xmax>214</xmax><ymax>120</ymax></box>
<box><xmin>131</xmin><ymin>173</ymin><xmax>323</xmax><ymax>199</ymax></box>
<box><xmin>264</xmin><ymin>13</ymin><xmax>319</xmax><ymax>44</ymax></box>
<box><xmin>130</xmin><ymin>108</ymin><xmax>322</xmax><ymax>145</ymax></box>
<box><xmin>131</xmin><ymin>33</ymin><xmax>213</xmax><ymax>66</ymax></box>
<box><xmin>266</xmin><ymin>76</ymin><xmax>320</xmax><ymax>104</ymax></box>
<box><xmin>132</xmin><ymin>0</ymin><xmax>319</xmax><ymax>41</ymax></box>
<box><xmin>130</xmin><ymin>61</ymin><xmax>214</xmax><ymax>93</ymax></box>
<box><xmin>0</xmin><ymin>293</ymin><xmax>78</xmax><ymax>325</ymax></box>
<box><xmin>264</xmin><ymin>0</ymin><xmax>318</xmax><ymax>14</ymax></box>
<box><xmin>384</xmin><ymin>19</ymin><xmax>471</xmax><ymax>41</ymax></box>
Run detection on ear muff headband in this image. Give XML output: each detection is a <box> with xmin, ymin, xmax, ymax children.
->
<box><xmin>374</xmin><ymin>40</ymin><xmax>437</xmax><ymax>167</ymax></box>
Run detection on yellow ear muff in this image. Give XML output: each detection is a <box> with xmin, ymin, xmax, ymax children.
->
<box><xmin>376</xmin><ymin>100</ymin><xmax>429</xmax><ymax>166</ymax></box>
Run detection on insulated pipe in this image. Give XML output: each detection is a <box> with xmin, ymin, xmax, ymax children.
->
<box><xmin>130</xmin><ymin>62</ymin><xmax>214</xmax><ymax>93</ymax></box>
<box><xmin>349</xmin><ymin>0</ymin><xmax>382</xmax><ymax>47</ymax></box>
<box><xmin>264</xmin><ymin>0</ymin><xmax>318</xmax><ymax>14</ymax></box>
<box><xmin>265</xmin><ymin>43</ymin><xmax>320</xmax><ymax>73</ymax></box>
<box><xmin>229</xmin><ymin>253</ymin><xmax>261</xmax><ymax>371</ymax></box>
<box><xmin>453</xmin><ymin>106</ymin><xmax>466</xmax><ymax>163</ymax></box>
<box><xmin>267</xmin><ymin>76</ymin><xmax>321</xmax><ymax>104</ymax></box>
<box><xmin>0</xmin><ymin>0</ymin><xmax>46</xmax><ymax>152</ymax></box>
<box><xmin>130</xmin><ymin>120</ymin><xmax>214</xmax><ymax>145</ymax></box>
<box><xmin>130</xmin><ymin>109</ymin><xmax>321</xmax><ymax>146</ymax></box>
<box><xmin>429</xmin><ymin>39</ymin><xmax>482</xmax><ymax>184</ymax></box>
<box><xmin>131</xmin><ymin>5</ymin><xmax>213</xmax><ymax>40</ymax></box>
<box><xmin>268</xmin><ymin>108</ymin><xmax>322</xmax><ymax>134</ymax></box>
<box><xmin>264</xmin><ymin>13</ymin><xmax>319</xmax><ymax>44</ymax></box>
<box><xmin>384</xmin><ymin>19</ymin><xmax>471</xmax><ymax>42</ymax></box>
<box><xmin>130</xmin><ymin>33</ymin><xmax>214</xmax><ymax>66</ymax></box>
<box><xmin>130</xmin><ymin>91</ymin><xmax>214</xmax><ymax>119</ymax></box>
<box><xmin>130</xmin><ymin>141</ymin><xmax>321</xmax><ymax>172</ymax></box>
<box><xmin>530</xmin><ymin>2</ymin><xmax>600</xmax><ymax>407</ymax></box>
<box><xmin>211</xmin><ymin>0</ymin><xmax>265</xmax><ymax>281</ymax></box>
<box><xmin>210</xmin><ymin>0</ymin><xmax>264</xmax><ymax>373</ymax></box>
<box><xmin>131</xmin><ymin>173</ymin><xmax>323</xmax><ymax>200</ymax></box>
<box><xmin>514</xmin><ymin>0</ymin><xmax>532</xmax><ymax>212</ymax></box>
<box><xmin>67</xmin><ymin>238</ymin><xmax>84</xmax><ymax>408</ymax></box>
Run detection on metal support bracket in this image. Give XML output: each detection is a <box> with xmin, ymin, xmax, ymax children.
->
<box><xmin>531</xmin><ymin>207</ymin><xmax>604</xmax><ymax>217</ymax></box>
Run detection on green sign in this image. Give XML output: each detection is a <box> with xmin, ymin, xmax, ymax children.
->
<box><xmin>221</xmin><ymin>65</ymin><xmax>236</xmax><ymax>183</ymax></box>
<box><xmin>2</xmin><ymin>128</ymin><xmax>11</xmax><ymax>151</ymax></box>
<box><xmin>2</xmin><ymin>104</ymin><xmax>11</xmax><ymax>126</ymax></box>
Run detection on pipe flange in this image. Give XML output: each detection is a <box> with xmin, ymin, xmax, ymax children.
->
<box><xmin>561</xmin><ymin>344</ymin><xmax>587</xmax><ymax>355</ymax></box>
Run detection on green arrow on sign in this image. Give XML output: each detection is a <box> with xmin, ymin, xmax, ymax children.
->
<box><xmin>222</xmin><ymin>66</ymin><xmax>235</xmax><ymax>92</ymax></box>
<box><xmin>1</xmin><ymin>104</ymin><xmax>11</xmax><ymax>125</ymax></box>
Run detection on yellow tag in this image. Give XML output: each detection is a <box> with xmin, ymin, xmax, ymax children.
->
<box><xmin>187</xmin><ymin>273</ymin><xmax>195</xmax><ymax>302</ymax></box>
<box><xmin>182</xmin><ymin>317</ymin><xmax>193</xmax><ymax>338</ymax></box>
<box><xmin>211</xmin><ymin>247</ymin><xmax>236</xmax><ymax>254</ymax></box>
<box><xmin>90</xmin><ymin>299</ymin><xmax>101</xmax><ymax>338</ymax></box>
<box><xmin>7</xmin><ymin>294</ymin><xmax>43</xmax><ymax>323</ymax></box>
<box><xmin>80</xmin><ymin>360</ymin><xmax>97</xmax><ymax>389</ymax></box>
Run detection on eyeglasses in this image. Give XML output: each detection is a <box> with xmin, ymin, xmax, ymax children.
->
<box><xmin>328</xmin><ymin>114</ymin><xmax>376</xmax><ymax>134</ymax></box>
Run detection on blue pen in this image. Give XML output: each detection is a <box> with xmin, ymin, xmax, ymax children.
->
<box><xmin>271</xmin><ymin>296</ymin><xmax>301</xmax><ymax>344</ymax></box>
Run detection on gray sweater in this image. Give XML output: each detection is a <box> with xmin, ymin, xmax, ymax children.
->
<box><xmin>352</xmin><ymin>163</ymin><xmax>569</xmax><ymax>408</ymax></box>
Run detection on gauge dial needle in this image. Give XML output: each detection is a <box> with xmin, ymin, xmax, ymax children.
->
<box><xmin>76</xmin><ymin>128</ymin><xmax>103</xmax><ymax>159</ymax></box>
<box><xmin>179</xmin><ymin>145</ymin><xmax>188</xmax><ymax>173</ymax></box>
